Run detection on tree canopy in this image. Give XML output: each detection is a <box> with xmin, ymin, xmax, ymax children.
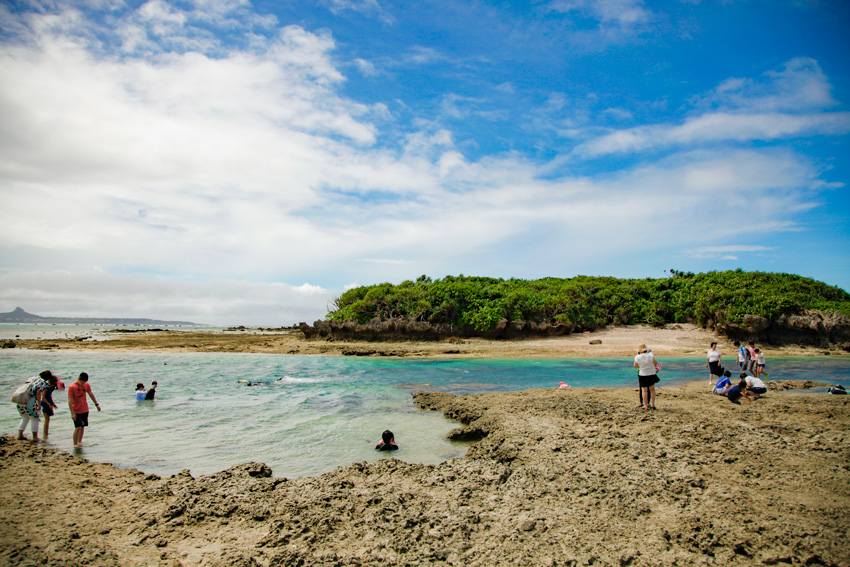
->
<box><xmin>326</xmin><ymin>271</ymin><xmax>850</xmax><ymax>333</ymax></box>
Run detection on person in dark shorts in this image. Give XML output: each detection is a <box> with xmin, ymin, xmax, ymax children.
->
<box><xmin>727</xmin><ymin>378</ymin><xmax>753</xmax><ymax>404</ymax></box>
<box><xmin>633</xmin><ymin>344</ymin><xmax>660</xmax><ymax>410</ymax></box>
<box><xmin>375</xmin><ymin>430</ymin><xmax>398</xmax><ymax>451</ymax></box>
<box><xmin>68</xmin><ymin>372</ymin><xmax>101</xmax><ymax>448</ymax></box>
<box><xmin>743</xmin><ymin>373</ymin><xmax>768</xmax><ymax>399</ymax></box>
<box><xmin>706</xmin><ymin>342</ymin><xmax>722</xmax><ymax>383</ymax></box>
<box><xmin>40</xmin><ymin>373</ymin><xmax>60</xmax><ymax>440</ymax></box>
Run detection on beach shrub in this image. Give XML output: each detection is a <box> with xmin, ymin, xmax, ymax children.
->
<box><xmin>327</xmin><ymin>271</ymin><xmax>850</xmax><ymax>336</ymax></box>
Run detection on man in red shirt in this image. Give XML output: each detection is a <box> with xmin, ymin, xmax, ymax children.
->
<box><xmin>67</xmin><ymin>372</ymin><xmax>101</xmax><ymax>448</ymax></box>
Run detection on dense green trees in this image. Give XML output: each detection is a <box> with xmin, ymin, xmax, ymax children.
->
<box><xmin>327</xmin><ymin>271</ymin><xmax>850</xmax><ymax>333</ymax></box>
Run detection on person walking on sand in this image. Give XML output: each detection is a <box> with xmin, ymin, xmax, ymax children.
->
<box><xmin>68</xmin><ymin>372</ymin><xmax>101</xmax><ymax>448</ymax></box>
<box><xmin>706</xmin><ymin>342</ymin><xmax>722</xmax><ymax>383</ymax></box>
<box><xmin>735</xmin><ymin>341</ymin><xmax>749</xmax><ymax>373</ymax></box>
<box><xmin>747</xmin><ymin>341</ymin><xmax>757</xmax><ymax>375</ymax></box>
<box><xmin>753</xmin><ymin>348</ymin><xmax>767</xmax><ymax>379</ymax></box>
<box><xmin>16</xmin><ymin>370</ymin><xmax>56</xmax><ymax>441</ymax></box>
<box><xmin>40</xmin><ymin>373</ymin><xmax>60</xmax><ymax>440</ymax></box>
<box><xmin>634</xmin><ymin>344</ymin><xmax>659</xmax><ymax>410</ymax></box>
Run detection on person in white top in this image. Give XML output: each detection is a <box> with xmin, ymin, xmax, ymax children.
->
<box><xmin>753</xmin><ymin>348</ymin><xmax>767</xmax><ymax>378</ymax></box>
<box><xmin>744</xmin><ymin>374</ymin><xmax>768</xmax><ymax>398</ymax></box>
<box><xmin>706</xmin><ymin>342</ymin><xmax>722</xmax><ymax>383</ymax></box>
<box><xmin>633</xmin><ymin>343</ymin><xmax>660</xmax><ymax>410</ymax></box>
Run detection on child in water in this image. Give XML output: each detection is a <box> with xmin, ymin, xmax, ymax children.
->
<box><xmin>375</xmin><ymin>430</ymin><xmax>399</xmax><ymax>451</ymax></box>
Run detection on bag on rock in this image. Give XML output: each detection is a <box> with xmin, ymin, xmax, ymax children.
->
<box><xmin>11</xmin><ymin>380</ymin><xmax>32</xmax><ymax>405</ymax></box>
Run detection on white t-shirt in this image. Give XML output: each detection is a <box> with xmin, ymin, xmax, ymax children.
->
<box><xmin>634</xmin><ymin>352</ymin><xmax>657</xmax><ymax>376</ymax></box>
<box><xmin>756</xmin><ymin>353</ymin><xmax>765</xmax><ymax>365</ymax></box>
<box><xmin>707</xmin><ymin>349</ymin><xmax>721</xmax><ymax>363</ymax></box>
<box><xmin>745</xmin><ymin>376</ymin><xmax>767</xmax><ymax>389</ymax></box>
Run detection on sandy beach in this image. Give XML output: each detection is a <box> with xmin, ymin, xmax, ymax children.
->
<box><xmin>9</xmin><ymin>323</ymin><xmax>847</xmax><ymax>358</ymax></box>
<box><xmin>2</xmin><ymin>326</ymin><xmax>849</xmax><ymax>566</ymax></box>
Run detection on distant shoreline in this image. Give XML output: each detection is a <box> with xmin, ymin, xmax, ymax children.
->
<box><xmin>7</xmin><ymin>323</ymin><xmax>848</xmax><ymax>358</ymax></box>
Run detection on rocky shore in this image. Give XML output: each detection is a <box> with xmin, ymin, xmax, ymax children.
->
<box><xmin>2</xmin><ymin>380</ymin><xmax>848</xmax><ymax>567</ymax></box>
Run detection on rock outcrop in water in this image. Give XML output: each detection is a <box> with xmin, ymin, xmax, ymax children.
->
<box><xmin>714</xmin><ymin>309</ymin><xmax>850</xmax><ymax>348</ymax></box>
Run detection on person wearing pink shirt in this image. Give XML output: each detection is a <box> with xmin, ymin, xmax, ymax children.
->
<box><xmin>747</xmin><ymin>342</ymin><xmax>757</xmax><ymax>374</ymax></box>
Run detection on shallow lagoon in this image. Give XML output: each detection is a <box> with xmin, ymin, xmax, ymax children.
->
<box><xmin>1</xmin><ymin>350</ymin><xmax>847</xmax><ymax>478</ymax></box>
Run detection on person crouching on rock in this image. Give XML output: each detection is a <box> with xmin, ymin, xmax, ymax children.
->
<box><xmin>727</xmin><ymin>377</ymin><xmax>754</xmax><ymax>405</ymax></box>
<box><xmin>744</xmin><ymin>373</ymin><xmax>768</xmax><ymax>399</ymax></box>
<box><xmin>375</xmin><ymin>430</ymin><xmax>399</xmax><ymax>451</ymax></box>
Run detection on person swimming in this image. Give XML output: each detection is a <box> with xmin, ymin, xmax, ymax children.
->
<box><xmin>375</xmin><ymin>429</ymin><xmax>398</xmax><ymax>451</ymax></box>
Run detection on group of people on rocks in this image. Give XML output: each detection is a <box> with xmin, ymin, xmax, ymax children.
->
<box><xmin>14</xmin><ymin>370</ymin><xmax>101</xmax><ymax>447</ymax></box>
<box><xmin>633</xmin><ymin>339</ymin><xmax>773</xmax><ymax>409</ymax></box>
<box><xmin>707</xmin><ymin>340</ymin><xmax>769</xmax><ymax>404</ymax></box>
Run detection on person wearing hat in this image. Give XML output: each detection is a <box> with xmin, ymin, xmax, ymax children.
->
<box><xmin>633</xmin><ymin>344</ymin><xmax>660</xmax><ymax>410</ymax></box>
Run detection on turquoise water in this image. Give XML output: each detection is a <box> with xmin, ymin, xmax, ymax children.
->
<box><xmin>1</xmin><ymin>350</ymin><xmax>848</xmax><ymax>478</ymax></box>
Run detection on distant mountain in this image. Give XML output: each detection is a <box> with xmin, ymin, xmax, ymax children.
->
<box><xmin>0</xmin><ymin>307</ymin><xmax>200</xmax><ymax>326</ymax></box>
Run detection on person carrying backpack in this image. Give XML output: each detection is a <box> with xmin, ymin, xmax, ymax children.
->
<box><xmin>734</xmin><ymin>341</ymin><xmax>749</xmax><ymax>372</ymax></box>
<box><xmin>15</xmin><ymin>370</ymin><xmax>57</xmax><ymax>442</ymax></box>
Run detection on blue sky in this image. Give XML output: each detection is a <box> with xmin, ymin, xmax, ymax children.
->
<box><xmin>0</xmin><ymin>0</ymin><xmax>848</xmax><ymax>325</ymax></box>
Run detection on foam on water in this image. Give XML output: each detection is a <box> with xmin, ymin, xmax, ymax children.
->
<box><xmin>1</xmin><ymin>349</ymin><xmax>847</xmax><ymax>478</ymax></box>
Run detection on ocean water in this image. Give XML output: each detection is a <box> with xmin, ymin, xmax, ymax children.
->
<box><xmin>0</xmin><ymin>322</ymin><xmax>244</xmax><ymax>341</ymax></box>
<box><xmin>1</xmin><ymin>349</ymin><xmax>848</xmax><ymax>478</ymax></box>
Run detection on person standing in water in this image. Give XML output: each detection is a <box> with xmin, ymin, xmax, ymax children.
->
<box><xmin>634</xmin><ymin>344</ymin><xmax>659</xmax><ymax>410</ymax></box>
<box><xmin>16</xmin><ymin>370</ymin><xmax>56</xmax><ymax>442</ymax></box>
<box><xmin>375</xmin><ymin>430</ymin><xmax>399</xmax><ymax>451</ymax></box>
<box><xmin>145</xmin><ymin>381</ymin><xmax>157</xmax><ymax>400</ymax></box>
<box><xmin>40</xmin><ymin>373</ymin><xmax>60</xmax><ymax>440</ymax></box>
<box><xmin>68</xmin><ymin>372</ymin><xmax>101</xmax><ymax>448</ymax></box>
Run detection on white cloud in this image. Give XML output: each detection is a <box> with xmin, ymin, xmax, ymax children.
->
<box><xmin>0</xmin><ymin>4</ymin><xmax>844</xmax><ymax>323</ymax></box>
<box><xmin>684</xmin><ymin>245</ymin><xmax>774</xmax><ymax>260</ymax></box>
<box><xmin>548</xmin><ymin>0</ymin><xmax>650</xmax><ymax>28</ymax></box>
<box><xmin>692</xmin><ymin>58</ymin><xmax>837</xmax><ymax>113</ymax></box>
<box><xmin>575</xmin><ymin>111</ymin><xmax>850</xmax><ymax>157</ymax></box>
<box><xmin>321</xmin><ymin>0</ymin><xmax>395</xmax><ymax>24</ymax></box>
<box><xmin>0</xmin><ymin>270</ymin><xmax>336</xmax><ymax>325</ymax></box>
<box><xmin>573</xmin><ymin>58</ymin><xmax>850</xmax><ymax>158</ymax></box>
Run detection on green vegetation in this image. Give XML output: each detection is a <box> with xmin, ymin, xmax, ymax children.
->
<box><xmin>327</xmin><ymin>271</ymin><xmax>850</xmax><ymax>332</ymax></box>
